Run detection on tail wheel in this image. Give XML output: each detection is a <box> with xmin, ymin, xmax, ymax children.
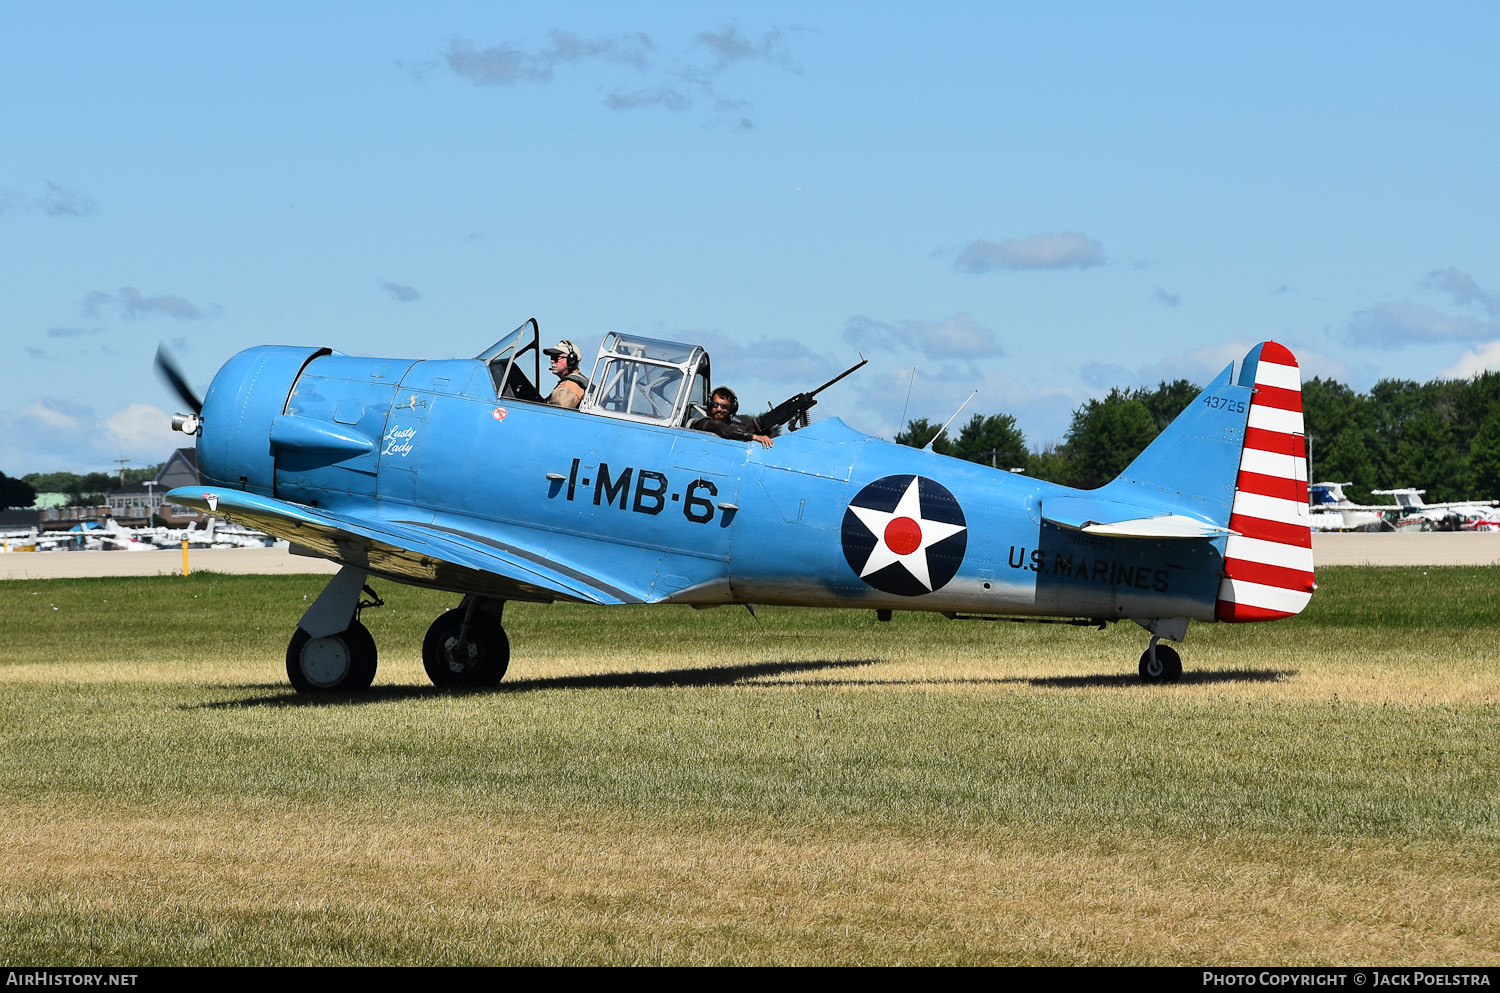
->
<box><xmin>422</xmin><ymin>608</ymin><xmax>510</xmax><ymax>687</ymax></box>
<box><xmin>1138</xmin><ymin>643</ymin><xmax>1182</xmax><ymax>684</ymax></box>
<box><xmin>286</xmin><ymin>620</ymin><xmax>378</xmax><ymax>693</ymax></box>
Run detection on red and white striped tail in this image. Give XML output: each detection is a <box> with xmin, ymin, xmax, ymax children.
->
<box><xmin>1215</xmin><ymin>342</ymin><xmax>1315</xmax><ymax>622</ymax></box>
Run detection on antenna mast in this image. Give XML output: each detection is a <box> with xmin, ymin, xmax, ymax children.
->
<box><xmin>924</xmin><ymin>390</ymin><xmax>978</xmax><ymax>452</ymax></box>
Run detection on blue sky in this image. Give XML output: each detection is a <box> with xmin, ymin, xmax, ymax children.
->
<box><xmin>4</xmin><ymin>2</ymin><xmax>1498</xmax><ymax>475</ymax></box>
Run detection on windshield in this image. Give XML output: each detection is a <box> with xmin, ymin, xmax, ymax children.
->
<box><xmin>478</xmin><ymin>318</ymin><xmax>542</xmax><ymax>402</ymax></box>
<box><xmin>477</xmin><ymin>319</ymin><xmax>538</xmax><ymax>363</ymax></box>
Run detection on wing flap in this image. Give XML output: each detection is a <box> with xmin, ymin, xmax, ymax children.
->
<box><xmin>165</xmin><ymin>486</ymin><xmax>645</xmax><ymax>604</ymax></box>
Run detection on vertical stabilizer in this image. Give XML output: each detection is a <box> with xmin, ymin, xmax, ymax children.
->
<box><xmin>1215</xmin><ymin>342</ymin><xmax>1314</xmax><ymax>621</ymax></box>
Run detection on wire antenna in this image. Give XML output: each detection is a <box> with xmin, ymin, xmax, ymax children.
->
<box><xmin>896</xmin><ymin>365</ymin><xmax>916</xmax><ymax>440</ymax></box>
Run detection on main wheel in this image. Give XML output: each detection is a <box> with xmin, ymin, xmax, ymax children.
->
<box><xmin>422</xmin><ymin>608</ymin><xmax>510</xmax><ymax>687</ymax></box>
<box><xmin>1138</xmin><ymin>643</ymin><xmax>1183</xmax><ymax>684</ymax></box>
<box><xmin>286</xmin><ymin>619</ymin><xmax>378</xmax><ymax>693</ymax></box>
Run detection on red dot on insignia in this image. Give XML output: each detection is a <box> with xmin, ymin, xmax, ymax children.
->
<box><xmin>884</xmin><ymin>517</ymin><xmax>922</xmax><ymax>555</ymax></box>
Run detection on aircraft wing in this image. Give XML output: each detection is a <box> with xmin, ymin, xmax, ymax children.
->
<box><xmin>165</xmin><ymin>486</ymin><xmax>647</xmax><ymax>605</ymax></box>
<box><xmin>1041</xmin><ymin>496</ymin><xmax>1235</xmax><ymax>539</ymax></box>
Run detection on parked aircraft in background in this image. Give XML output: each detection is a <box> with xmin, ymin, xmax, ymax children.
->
<box><xmin>0</xmin><ymin>518</ymin><xmax>275</xmax><ymax>552</ymax></box>
<box><xmin>1460</xmin><ymin>510</ymin><xmax>1500</xmax><ymax>532</ymax></box>
<box><xmin>1309</xmin><ymin>482</ymin><xmax>1389</xmax><ymax>532</ymax></box>
<box><xmin>57</xmin><ymin>520</ymin><xmax>157</xmax><ymax>552</ymax></box>
<box><xmin>1308</xmin><ymin>484</ymin><xmax>1500</xmax><ymax>533</ymax></box>
<box><xmin>1369</xmin><ymin>488</ymin><xmax>1500</xmax><ymax>532</ymax></box>
<box><xmin>1</xmin><ymin>527</ymin><xmax>40</xmax><ymax>552</ymax></box>
<box><xmin>135</xmin><ymin>519</ymin><xmax>275</xmax><ymax>550</ymax></box>
<box><xmin>158</xmin><ymin>322</ymin><xmax>1315</xmax><ymax>692</ymax></box>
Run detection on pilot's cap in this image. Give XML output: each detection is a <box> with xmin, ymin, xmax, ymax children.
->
<box><xmin>543</xmin><ymin>340</ymin><xmax>581</xmax><ymax>366</ymax></box>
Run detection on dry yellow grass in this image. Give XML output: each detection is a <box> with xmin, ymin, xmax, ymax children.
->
<box><xmin>4</xmin><ymin>803</ymin><xmax>1496</xmax><ymax>966</ymax></box>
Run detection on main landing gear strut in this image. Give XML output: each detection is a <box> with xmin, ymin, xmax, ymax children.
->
<box><xmin>285</xmin><ymin>567</ymin><xmax>383</xmax><ymax>692</ymax></box>
<box><xmin>285</xmin><ymin>568</ymin><xmax>511</xmax><ymax>693</ymax></box>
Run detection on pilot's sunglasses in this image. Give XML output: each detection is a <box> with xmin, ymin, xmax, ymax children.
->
<box><xmin>710</xmin><ymin>401</ymin><xmax>733</xmax><ymax>409</ymax></box>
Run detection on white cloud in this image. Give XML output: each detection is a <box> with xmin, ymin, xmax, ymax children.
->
<box><xmin>1080</xmin><ymin>360</ymin><xmax>1130</xmax><ymax>390</ymax></box>
<box><xmin>1423</xmin><ymin>267</ymin><xmax>1500</xmax><ymax>317</ymax></box>
<box><xmin>1346</xmin><ymin>271</ymin><xmax>1500</xmax><ymax>348</ymax></box>
<box><xmin>39</xmin><ymin>182</ymin><xmax>97</xmax><ymax>217</ymax></box>
<box><xmin>1292</xmin><ymin>346</ymin><xmax>1362</xmax><ymax>386</ymax></box>
<box><xmin>1439</xmin><ymin>341</ymin><xmax>1500</xmax><ymax>379</ymax></box>
<box><xmin>695</xmin><ymin>25</ymin><xmax>798</xmax><ymax>71</ymax></box>
<box><xmin>18</xmin><ymin>399</ymin><xmax>82</xmax><ymax>431</ymax></box>
<box><xmin>955</xmin><ymin>233</ymin><xmax>1105</xmax><ymax>273</ymax></box>
<box><xmin>842</xmin><ymin>314</ymin><xmax>1002</xmax><ymax>359</ymax></box>
<box><xmin>692</xmin><ymin>332</ymin><xmax>839</xmax><ymax>391</ymax></box>
<box><xmin>605</xmin><ymin>87</ymin><xmax>692</xmax><ymax>111</ymax></box>
<box><xmin>428</xmin><ymin>23</ymin><xmax>798</xmax><ymax>125</ymax></box>
<box><xmin>0</xmin><ymin>181</ymin><xmax>96</xmax><ymax>218</ymax></box>
<box><xmin>380</xmin><ymin>280</ymin><xmax>420</xmax><ymax>303</ymax></box>
<box><xmin>82</xmin><ymin>287</ymin><xmax>208</xmax><ymax>321</ymax></box>
<box><xmin>441</xmin><ymin>33</ymin><xmax>652</xmax><ymax>86</ymax></box>
<box><xmin>105</xmin><ymin>403</ymin><xmax>178</xmax><ymax>451</ymax></box>
<box><xmin>1346</xmin><ymin>300</ymin><xmax>1498</xmax><ymax>346</ymax></box>
<box><xmin>0</xmin><ymin>400</ymin><xmax>182</xmax><ymax>475</ymax></box>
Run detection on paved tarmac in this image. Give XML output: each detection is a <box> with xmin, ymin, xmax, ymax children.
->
<box><xmin>2</xmin><ymin>531</ymin><xmax>1497</xmax><ymax>580</ymax></box>
<box><xmin>1311</xmin><ymin>531</ymin><xmax>1500</xmax><ymax>566</ymax></box>
<box><xmin>0</xmin><ymin>545</ymin><xmax>341</xmax><ymax>579</ymax></box>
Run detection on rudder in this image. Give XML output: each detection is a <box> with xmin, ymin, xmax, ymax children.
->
<box><xmin>1215</xmin><ymin>342</ymin><xmax>1315</xmax><ymax>621</ymax></box>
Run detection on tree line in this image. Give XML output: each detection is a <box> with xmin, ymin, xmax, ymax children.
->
<box><xmin>0</xmin><ymin>465</ymin><xmax>163</xmax><ymax>511</ymax></box>
<box><xmin>1301</xmin><ymin>373</ymin><xmax>1500</xmax><ymax>503</ymax></box>
<box><xmin>895</xmin><ymin>371</ymin><xmax>1500</xmax><ymax>502</ymax></box>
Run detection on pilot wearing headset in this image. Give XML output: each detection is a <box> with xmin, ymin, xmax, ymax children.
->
<box><xmin>542</xmin><ymin>340</ymin><xmax>589</xmax><ymax>410</ymax></box>
<box><xmin>691</xmin><ymin>386</ymin><xmax>774</xmax><ymax>448</ymax></box>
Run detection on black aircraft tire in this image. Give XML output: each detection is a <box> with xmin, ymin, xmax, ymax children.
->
<box><xmin>286</xmin><ymin>620</ymin><xmax>378</xmax><ymax>693</ymax></box>
<box><xmin>422</xmin><ymin>608</ymin><xmax>511</xmax><ymax>687</ymax></box>
<box><xmin>1138</xmin><ymin>644</ymin><xmax>1183</xmax><ymax>684</ymax></box>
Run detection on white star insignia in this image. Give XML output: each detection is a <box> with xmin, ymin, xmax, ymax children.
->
<box><xmin>847</xmin><ymin>477</ymin><xmax>967</xmax><ymax>591</ymax></box>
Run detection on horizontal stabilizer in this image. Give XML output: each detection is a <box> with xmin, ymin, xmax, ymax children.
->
<box><xmin>1042</xmin><ymin>496</ymin><xmax>1233</xmax><ymax>539</ymax></box>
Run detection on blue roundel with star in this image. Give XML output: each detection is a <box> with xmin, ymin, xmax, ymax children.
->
<box><xmin>841</xmin><ymin>475</ymin><xmax>968</xmax><ymax>597</ymax></box>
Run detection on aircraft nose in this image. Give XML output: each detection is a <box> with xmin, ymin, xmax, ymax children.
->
<box><xmin>197</xmin><ymin>345</ymin><xmax>330</xmax><ymax>492</ymax></box>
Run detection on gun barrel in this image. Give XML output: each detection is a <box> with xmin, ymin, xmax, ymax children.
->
<box><xmin>810</xmin><ymin>356</ymin><xmax>868</xmax><ymax>395</ymax></box>
<box><xmin>759</xmin><ymin>356</ymin><xmax>868</xmax><ymax>431</ymax></box>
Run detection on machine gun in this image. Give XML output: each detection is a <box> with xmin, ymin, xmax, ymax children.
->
<box><xmin>758</xmin><ymin>356</ymin><xmax>868</xmax><ymax>432</ymax></box>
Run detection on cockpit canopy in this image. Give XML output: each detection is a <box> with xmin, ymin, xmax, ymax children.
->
<box><xmin>581</xmin><ymin>332</ymin><xmax>710</xmax><ymax>426</ymax></box>
<box><xmin>478</xmin><ymin>319</ymin><xmax>712</xmax><ymax>427</ymax></box>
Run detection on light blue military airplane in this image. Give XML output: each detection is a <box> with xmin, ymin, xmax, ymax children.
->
<box><xmin>159</xmin><ymin>320</ymin><xmax>1314</xmax><ymax>693</ymax></box>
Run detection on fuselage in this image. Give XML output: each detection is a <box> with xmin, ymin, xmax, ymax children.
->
<box><xmin>195</xmin><ymin>345</ymin><xmax>1230</xmax><ymax>622</ymax></box>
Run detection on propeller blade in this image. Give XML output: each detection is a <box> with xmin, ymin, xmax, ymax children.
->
<box><xmin>154</xmin><ymin>344</ymin><xmax>202</xmax><ymax>415</ymax></box>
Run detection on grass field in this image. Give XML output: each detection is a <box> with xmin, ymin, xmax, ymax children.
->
<box><xmin>1</xmin><ymin>567</ymin><xmax>1497</xmax><ymax>965</ymax></box>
